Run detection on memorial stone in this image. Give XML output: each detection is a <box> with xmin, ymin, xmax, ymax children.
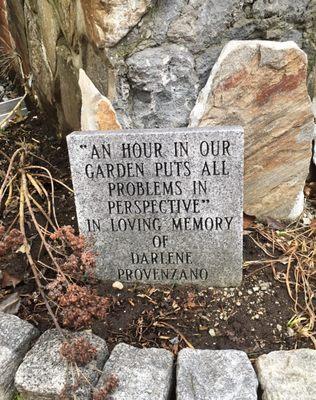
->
<box><xmin>67</xmin><ymin>127</ymin><xmax>243</xmax><ymax>286</ymax></box>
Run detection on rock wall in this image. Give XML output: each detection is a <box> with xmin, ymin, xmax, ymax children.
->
<box><xmin>6</xmin><ymin>0</ymin><xmax>316</xmax><ymax>133</ymax></box>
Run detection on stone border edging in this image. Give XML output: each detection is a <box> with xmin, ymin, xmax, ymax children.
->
<box><xmin>0</xmin><ymin>313</ymin><xmax>315</xmax><ymax>400</ymax></box>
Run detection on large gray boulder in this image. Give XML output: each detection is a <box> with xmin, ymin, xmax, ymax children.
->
<box><xmin>95</xmin><ymin>343</ymin><xmax>174</xmax><ymax>400</ymax></box>
<box><xmin>177</xmin><ymin>349</ymin><xmax>258</xmax><ymax>400</ymax></box>
<box><xmin>0</xmin><ymin>312</ymin><xmax>39</xmax><ymax>400</ymax></box>
<box><xmin>126</xmin><ymin>44</ymin><xmax>199</xmax><ymax>129</ymax></box>
<box><xmin>15</xmin><ymin>329</ymin><xmax>109</xmax><ymax>400</ymax></box>
<box><xmin>256</xmin><ymin>349</ymin><xmax>316</xmax><ymax>400</ymax></box>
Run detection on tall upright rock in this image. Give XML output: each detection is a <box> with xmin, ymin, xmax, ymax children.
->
<box><xmin>79</xmin><ymin>69</ymin><xmax>121</xmax><ymax>131</ymax></box>
<box><xmin>190</xmin><ymin>40</ymin><xmax>315</xmax><ymax>221</ymax></box>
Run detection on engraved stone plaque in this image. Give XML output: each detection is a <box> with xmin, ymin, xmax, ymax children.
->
<box><xmin>67</xmin><ymin>127</ymin><xmax>243</xmax><ymax>286</ymax></box>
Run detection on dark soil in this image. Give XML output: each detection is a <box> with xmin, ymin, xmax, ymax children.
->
<box><xmin>0</xmin><ymin>111</ymin><xmax>314</xmax><ymax>358</ymax></box>
<box><xmin>92</xmin><ymin>232</ymin><xmax>313</xmax><ymax>358</ymax></box>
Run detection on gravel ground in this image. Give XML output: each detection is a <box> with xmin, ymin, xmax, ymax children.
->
<box><xmin>0</xmin><ymin>77</ymin><xmax>18</xmax><ymax>103</ymax></box>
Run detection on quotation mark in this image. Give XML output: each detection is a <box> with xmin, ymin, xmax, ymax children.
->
<box><xmin>201</xmin><ymin>199</ymin><xmax>210</xmax><ymax>204</ymax></box>
<box><xmin>80</xmin><ymin>144</ymin><xmax>87</xmax><ymax>149</ymax></box>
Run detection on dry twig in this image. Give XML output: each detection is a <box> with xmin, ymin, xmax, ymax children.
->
<box><xmin>252</xmin><ymin>223</ymin><xmax>315</xmax><ymax>346</ymax></box>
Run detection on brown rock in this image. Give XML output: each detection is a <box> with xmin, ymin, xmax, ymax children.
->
<box><xmin>79</xmin><ymin>68</ymin><xmax>121</xmax><ymax>131</ymax></box>
<box><xmin>56</xmin><ymin>45</ymin><xmax>81</xmax><ymax>132</ymax></box>
<box><xmin>24</xmin><ymin>1</ymin><xmax>55</xmax><ymax>105</ymax></box>
<box><xmin>5</xmin><ymin>1</ymin><xmax>30</xmax><ymax>75</ymax></box>
<box><xmin>81</xmin><ymin>0</ymin><xmax>153</xmax><ymax>48</ymax></box>
<box><xmin>52</xmin><ymin>0</ymin><xmax>81</xmax><ymax>47</ymax></box>
<box><xmin>190</xmin><ymin>40</ymin><xmax>315</xmax><ymax>221</ymax></box>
